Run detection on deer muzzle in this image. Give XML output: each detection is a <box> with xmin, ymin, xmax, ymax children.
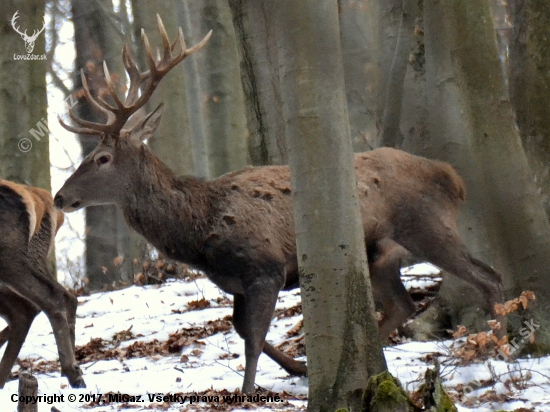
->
<box><xmin>53</xmin><ymin>193</ymin><xmax>81</xmax><ymax>212</ymax></box>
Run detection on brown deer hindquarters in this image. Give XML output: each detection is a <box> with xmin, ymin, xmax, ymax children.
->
<box><xmin>0</xmin><ymin>182</ymin><xmax>84</xmax><ymax>388</ymax></box>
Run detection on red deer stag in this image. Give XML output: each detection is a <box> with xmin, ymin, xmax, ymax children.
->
<box><xmin>54</xmin><ymin>15</ymin><xmax>504</xmax><ymax>394</ymax></box>
<box><xmin>0</xmin><ymin>180</ymin><xmax>85</xmax><ymax>388</ymax></box>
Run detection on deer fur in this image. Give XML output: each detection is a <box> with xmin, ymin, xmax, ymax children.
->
<box><xmin>54</xmin><ymin>107</ymin><xmax>504</xmax><ymax>393</ymax></box>
<box><xmin>0</xmin><ymin>180</ymin><xmax>85</xmax><ymax>388</ymax></box>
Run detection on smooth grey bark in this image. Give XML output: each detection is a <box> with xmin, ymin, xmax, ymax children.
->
<box><xmin>274</xmin><ymin>1</ymin><xmax>387</xmax><ymax>410</ymax></box>
<box><xmin>377</xmin><ymin>0</ymin><xmax>402</xmax><ymax>124</ymax></box>
<box><xmin>132</xmin><ymin>0</ymin><xmax>194</xmax><ymax>176</ymax></box>
<box><xmin>423</xmin><ymin>0</ymin><xmax>550</xmax><ymax>343</ymax></box>
<box><xmin>399</xmin><ymin>1</ymin><xmax>430</xmax><ymax>156</ymax></box>
<box><xmin>338</xmin><ymin>0</ymin><xmax>379</xmax><ymax>152</ymax></box>
<box><xmin>228</xmin><ymin>0</ymin><xmax>287</xmax><ymax>165</ymax></box>
<box><xmin>379</xmin><ymin>0</ymin><xmax>419</xmax><ymax>148</ymax></box>
<box><xmin>178</xmin><ymin>0</ymin><xmax>210</xmax><ymax>178</ymax></box>
<box><xmin>0</xmin><ymin>0</ymin><xmax>49</xmax><ymax>189</ymax></box>
<box><xmin>73</xmin><ymin>0</ymin><xmax>134</xmax><ymax>290</ymax></box>
<box><xmin>178</xmin><ymin>0</ymin><xmax>249</xmax><ymax>178</ymax></box>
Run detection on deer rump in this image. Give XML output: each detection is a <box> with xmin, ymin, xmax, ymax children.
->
<box><xmin>0</xmin><ymin>181</ymin><xmax>84</xmax><ymax>388</ymax></box>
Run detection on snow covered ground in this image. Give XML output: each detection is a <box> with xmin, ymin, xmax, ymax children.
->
<box><xmin>0</xmin><ymin>264</ymin><xmax>549</xmax><ymax>411</ymax></box>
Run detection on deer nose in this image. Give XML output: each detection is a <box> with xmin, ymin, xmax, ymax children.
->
<box><xmin>53</xmin><ymin>193</ymin><xmax>64</xmax><ymax>210</ymax></box>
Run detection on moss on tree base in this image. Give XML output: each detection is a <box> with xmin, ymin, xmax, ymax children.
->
<box><xmin>336</xmin><ymin>365</ymin><xmax>457</xmax><ymax>412</ymax></box>
<box><xmin>362</xmin><ymin>371</ymin><xmax>417</xmax><ymax>412</ymax></box>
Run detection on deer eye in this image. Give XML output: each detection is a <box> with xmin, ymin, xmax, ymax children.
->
<box><xmin>94</xmin><ymin>153</ymin><xmax>112</xmax><ymax>166</ymax></box>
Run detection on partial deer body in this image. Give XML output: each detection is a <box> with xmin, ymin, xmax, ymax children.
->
<box><xmin>0</xmin><ymin>180</ymin><xmax>84</xmax><ymax>388</ymax></box>
<box><xmin>368</xmin><ymin>238</ymin><xmax>416</xmax><ymax>338</ymax></box>
<box><xmin>54</xmin><ymin>16</ymin><xmax>504</xmax><ymax>393</ymax></box>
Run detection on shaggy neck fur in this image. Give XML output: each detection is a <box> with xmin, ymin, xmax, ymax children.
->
<box><xmin>120</xmin><ymin>145</ymin><xmax>217</xmax><ymax>267</ymax></box>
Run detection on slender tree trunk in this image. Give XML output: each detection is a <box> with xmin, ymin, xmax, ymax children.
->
<box><xmin>379</xmin><ymin>0</ymin><xmax>419</xmax><ymax>148</ymax></box>
<box><xmin>178</xmin><ymin>0</ymin><xmax>249</xmax><ymax>178</ymax></box>
<box><xmin>338</xmin><ymin>0</ymin><xmax>379</xmax><ymax>152</ymax></box>
<box><xmin>0</xmin><ymin>0</ymin><xmax>49</xmax><ymax>189</ymax></box>
<box><xmin>178</xmin><ymin>0</ymin><xmax>210</xmax><ymax>178</ymax></box>
<box><xmin>274</xmin><ymin>1</ymin><xmax>387</xmax><ymax>409</ymax></box>
<box><xmin>227</xmin><ymin>0</ymin><xmax>287</xmax><ymax>165</ymax></box>
<box><xmin>377</xmin><ymin>0</ymin><xmax>402</xmax><ymax>130</ymax></box>
<box><xmin>132</xmin><ymin>0</ymin><xmax>194</xmax><ymax>176</ymax></box>
<box><xmin>73</xmin><ymin>0</ymin><xmax>130</xmax><ymax>290</ymax></box>
<box><xmin>399</xmin><ymin>0</ymin><xmax>430</xmax><ymax>155</ymax></box>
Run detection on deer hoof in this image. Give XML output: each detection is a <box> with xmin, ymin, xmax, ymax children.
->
<box><xmin>70</xmin><ymin>376</ymin><xmax>86</xmax><ymax>389</ymax></box>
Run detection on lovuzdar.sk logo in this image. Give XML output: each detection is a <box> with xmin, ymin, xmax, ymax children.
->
<box><xmin>11</xmin><ymin>10</ymin><xmax>47</xmax><ymax>61</ymax></box>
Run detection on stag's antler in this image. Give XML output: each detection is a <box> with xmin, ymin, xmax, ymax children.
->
<box><xmin>59</xmin><ymin>15</ymin><xmax>211</xmax><ymax>136</ymax></box>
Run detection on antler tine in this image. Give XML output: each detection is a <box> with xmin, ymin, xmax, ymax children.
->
<box><xmin>60</xmin><ymin>15</ymin><xmax>211</xmax><ymax>137</ymax></box>
<box><xmin>128</xmin><ymin>22</ymin><xmax>212</xmax><ymax>111</ymax></box>
<box><xmin>183</xmin><ymin>30</ymin><xmax>212</xmax><ymax>58</ymax></box>
<box><xmin>67</xmin><ymin>106</ymin><xmax>112</xmax><ymax>132</ymax></box>
<box><xmin>141</xmin><ymin>29</ymin><xmax>159</xmax><ymax>78</ymax></box>
<box><xmin>57</xmin><ymin>114</ymin><xmax>101</xmax><ymax>136</ymax></box>
<box><xmin>156</xmin><ymin>14</ymin><xmax>172</xmax><ymax>62</ymax></box>
<box><xmin>102</xmin><ymin>61</ymin><xmax>127</xmax><ymax>111</ymax></box>
<box><xmin>171</xmin><ymin>28</ymin><xmax>184</xmax><ymax>53</ymax></box>
<box><xmin>122</xmin><ymin>41</ymin><xmax>147</xmax><ymax>106</ymax></box>
<box><xmin>80</xmin><ymin>70</ymin><xmax>117</xmax><ymax>116</ymax></box>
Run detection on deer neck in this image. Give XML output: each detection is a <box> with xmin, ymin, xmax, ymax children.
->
<box><xmin>121</xmin><ymin>146</ymin><xmax>214</xmax><ymax>267</ymax></box>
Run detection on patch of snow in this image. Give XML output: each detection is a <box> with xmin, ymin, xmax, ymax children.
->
<box><xmin>0</xmin><ymin>264</ymin><xmax>549</xmax><ymax>411</ymax></box>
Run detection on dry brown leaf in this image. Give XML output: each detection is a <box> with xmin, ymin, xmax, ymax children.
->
<box><xmin>453</xmin><ymin>325</ymin><xmax>468</xmax><ymax>338</ymax></box>
<box><xmin>190</xmin><ymin>349</ymin><xmax>203</xmax><ymax>357</ymax></box>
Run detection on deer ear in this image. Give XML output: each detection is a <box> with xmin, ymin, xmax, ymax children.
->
<box><xmin>128</xmin><ymin>104</ymin><xmax>164</xmax><ymax>147</ymax></box>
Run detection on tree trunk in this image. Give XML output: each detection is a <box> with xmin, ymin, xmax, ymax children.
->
<box><xmin>399</xmin><ymin>0</ymin><xmax>430</xmax><ymax>156</ymax></box>
<box><xmin>132</xmin><ymin>0</ymin><xmax>195</xmax><ymax>176</ymax></box>
<box><xmin>423</xmin><ymin>0</ymin><xmax>550</xmax><ymax>343</ymax></box>
<box><xmin>338</xmin><ymin>0</ymin><xmax>379</xmax><ymax>152</ymax></box>
<box><xmin>73</xmin><ymin>0</ymin><xmax>137</xmax><ymax>290</ymax></box>
<box><xmin>509</xmin><ymin>0</ymin><xmax>550</xmax><ymax>219</ymax></box>
<box><xmin>274</xmin><ymin>1</ymin><xmax>387</xmax><ymax>410</ymax></box>
<box><xmin>178</xmin><ymin>0</ymin><xmax>249</xmax><ymax>178</ymax></box>
<box><xmin>379</xmin><ymin>0</ymin><xmax>419</xmax><ymax>148</ymax></box>
<box><xmin>0</xmin><ymin>0</ymin><xmax>49</xmax><ymax>190</ymax></box>
<box><xmin>227</xmin><ymin>0</ymin><xmax>288</xmax><ymax>165</ymax></box>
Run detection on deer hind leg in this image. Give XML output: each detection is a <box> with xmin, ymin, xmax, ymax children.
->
<box><xmin>31</xmin><ymin>271</ymin><xmax>85</xmax><ymax>388</ymax></box>
<box><xmin>368</xmin><ymin>239</ymin><xmax>415</xmax><ymax>339</ymax></box>
<box><xmin>61</xmin><ymin>286</ymin><xmax>78</xmax><ymax>351</ymax></box>
<box><xmin>0</xmin><ymin>291</ymin><xmax>38</xmax><ymax>388</ymax></box>
<box><xmin>0</xmin><ymin>258</ymin><xmax>86</xmax><ymax>389</ymax></box>
<box><xmin>397</xmin><ymin>221</ymin><xmax>505</xmax><ymax>336</ymax></box>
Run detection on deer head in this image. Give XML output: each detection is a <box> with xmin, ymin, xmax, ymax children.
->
<box><xmin>54</xmin><ymin>15</ymin><xmax>211</xmax><ymax>212</ymax></box>
<box><xmin>11</xmin><ymin>11</ymin><xmax>46</xmax><ymax>54</ymax></box>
